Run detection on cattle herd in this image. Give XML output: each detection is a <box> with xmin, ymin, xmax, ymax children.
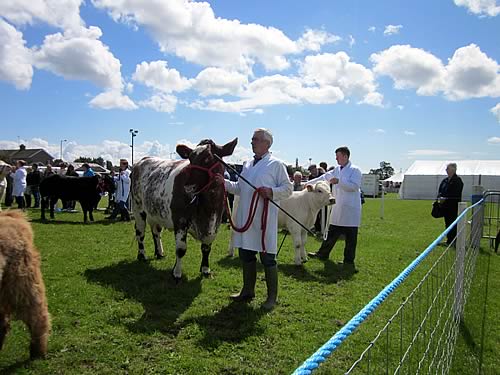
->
<box><xmin>0</xmin><ymin>137</ymin><xmax>334</xmax><ymax>359</ymax></box>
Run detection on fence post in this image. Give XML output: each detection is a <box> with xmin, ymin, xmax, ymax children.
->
<box><xmin>471</xmin><ymin>186</ymin><xmax>484</xmax><ymax>249</ymax></box>
<box><xmin>454</xmin><ymin>202</ymin><xmax>467</xmax><ymax>321</ymax></box>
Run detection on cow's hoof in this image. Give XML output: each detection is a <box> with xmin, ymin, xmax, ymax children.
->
<box><xmin>202</xmin><ymin>270</ymin><xmax>213</xmax><ymax>278</ymax></box>
<box><xmin>172</xmin><ymin>274</ymin><xmax>182</xmax><ymax>284</ymax></box>
<box><xmin>137</xmin><ymin>253</ymin><xmax>147</xmax><ymax>261</ymax></box>
<box><xmin>155</xmin><ymin>253</ymin><xmax>164</xmax><ymax>260</ymax></box>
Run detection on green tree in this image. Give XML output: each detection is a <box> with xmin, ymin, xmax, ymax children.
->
<box><xmin>369</xmin><ymin>161</ymin><xmax>394</xmax><ymax>180</ymax></box>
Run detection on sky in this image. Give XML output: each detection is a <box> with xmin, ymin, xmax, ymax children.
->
<box><xmin>0</xmin><ymin>0</ymin><xmax>499</xmax><ymax>173</ymax></box>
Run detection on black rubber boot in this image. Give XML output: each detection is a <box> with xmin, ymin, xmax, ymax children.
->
<box><xmin>230</xmin><ymin>261</ymin><xmax>256</xmax><ymax>302</ymax></box>
<box><xmin>262</xmin><ymin>266</ymin><xmax>278</xmax><ymax>311</ymax></box>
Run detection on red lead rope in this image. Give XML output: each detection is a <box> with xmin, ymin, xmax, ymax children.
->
<box><xmin>224</xmin><ymin>187</ymin><xmax>269</xmax><ymax>254</ymax></box>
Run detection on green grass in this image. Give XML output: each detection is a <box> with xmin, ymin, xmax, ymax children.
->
<box><xmin>0</xmin><ymin>197</ymin><xmax>498</xmax><ymax>374</ymax></box>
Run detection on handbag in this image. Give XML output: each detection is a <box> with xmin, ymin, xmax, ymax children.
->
<box><xmin>431</xmin><ymin>200</ymin><xmax>444</xmax><ymax>218</ymax></box>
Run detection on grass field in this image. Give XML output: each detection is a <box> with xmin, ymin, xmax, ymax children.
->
<box><xmin>0</xmin><ymin>196</ymin><xmax>498</xmax><ymax>374</ymax></box>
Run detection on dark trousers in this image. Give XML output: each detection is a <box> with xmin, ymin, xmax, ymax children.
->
<box><xmin>444</xmin><ymin>213</ymin><xmax>458</xmax><ymax>245</ymax></box>
<box><xmin>239</xmin><ymin>248</ymin><xmax>276</xmax><ymax>268</ymax></box>
<box><xmin>15</xmin><ymin>196</ymin><xmax>25</xmax><ymax>209</ymax></box>
<box><xmin>317</xmin><ymin>225</ymin><xmax>358</xmax><ymax>264</ymax></box>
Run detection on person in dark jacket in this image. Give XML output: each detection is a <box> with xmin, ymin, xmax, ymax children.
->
<box><xmin>26</xmin><ymin>164</ymin><xmax>43</xmax><ymax>208</ymax></box>
<box><xmin>438</xmin><ymin>163</ymin><xmax>464</xmax><ymax>246</ymax></box>
<box><xmin>65</xmin><ymin>164</ymin><xmax>79</xmax><ymax>210</ymax></box>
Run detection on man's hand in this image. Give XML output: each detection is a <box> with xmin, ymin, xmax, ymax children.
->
<box><xmin>330</xmin><ymin>177</ymin><xmax>339</xmax><ymax>185</ymax></box>
<box><xmin>258</xmin><ymin>187</ymin><xmax>273</xmax><ymax>199</ymax></box>
<box><xmin>214</xmin><ymin>174</ymin><xmax>226</xmax><ymax>185</ymax></box>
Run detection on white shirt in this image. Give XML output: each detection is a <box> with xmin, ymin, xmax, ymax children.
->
<box><xmin>225</xmin><ymin>153</ymin><xmax>293</xmax><ymax>253</ymax></box>
<box><xmin>308</xmin><ymin>161</ymin><xmax>362</xmax><ymax>227</ymax></box>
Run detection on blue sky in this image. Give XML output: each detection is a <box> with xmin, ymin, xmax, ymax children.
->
<box><xmin>0</xmin><ymin>0</ymin><xmax>499</xmax><ymax>172</ymax></box>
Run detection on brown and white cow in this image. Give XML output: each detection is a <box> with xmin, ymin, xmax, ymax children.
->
<box><xmin>131</xmin><ymin>138</ymin><xmax>237</xmax><ymax>281</ymax></box>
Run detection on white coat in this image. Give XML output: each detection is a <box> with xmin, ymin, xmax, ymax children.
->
<box><xmin>308</xmin><ymin>161</ymin><xmax>362</xmax><ymax>227</ymax></box>
<box><xmin>12</xmin><ymin>167</ymin><xmax>27</xmax><ymax>197</ymax></box>
<box><xmin>225</xmin><ymin>153</ymin><xmax>293</xmax><ymax>254</ymax></box>
<box><xmin>115</xmin><ymin>169</ymin><xmax>131</xmax><ymax>202</ymax></box>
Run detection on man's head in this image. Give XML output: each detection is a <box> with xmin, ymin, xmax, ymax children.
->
<box><xmin>32</xmin><ymin>163</ymin><xmax>38</xmax><ymax>170</ymax></box>
<box><xmin>446</xmin><ymin>163</ymin><xmax>457</xmax><ymax>177</ymax></box>
<box><xmin>308</xmin><ymin>164</ymin><xmax>318</xmax><ymax>177</ymax></box>
<box><xmin>82</xmin><ymin>163</ymin><xmax>90</xmax><ymax>171</ymax></box>
<box><xmin>120</xmin><ymin>159</ymin><xmax>129</xmax><ymax>170</ymax></box>
<box><xmin>293</xmin><ymin>171</ymin><xmax>303</xmax><ymax>184</ymax></box>
<box><xmin>319</xmin><ymin>162</ymin><xmax>328</xmax><ymax>171</ymax></box>
<box><xmin>251</xmin><ymin>128</ymin><xmax>273</xmax><ymax>157</ymax></box>
<box><xmin>335</xmin><ymin>146</ymin><xmax>350</xmax><ymax>167</ymax></box>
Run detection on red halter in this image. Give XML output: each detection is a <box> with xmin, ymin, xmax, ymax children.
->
<box><xmin>184</xmin><ymin>161</ymin><xmax>224</xmax><ymax>195</ymax></box>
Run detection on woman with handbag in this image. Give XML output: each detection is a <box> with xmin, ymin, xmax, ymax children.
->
<box><xmin>437</xmin><ymin>163</ymin><xmax>464</xmax><ymax>246</ymax></box>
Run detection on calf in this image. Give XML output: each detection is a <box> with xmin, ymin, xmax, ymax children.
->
<box><xmin>228</xmin><ymin>181</ymin><xmax>334</xmax><ymax>265</ymax></box>
<box><xmin>131</xmin><ymin>138</ymin><xmax>237</xmax><ymax>282</ymax></box>
<box><xmin>40</xmin><ymin>174</ymin><xmax>115</xmax><ymax>223</ymax></box>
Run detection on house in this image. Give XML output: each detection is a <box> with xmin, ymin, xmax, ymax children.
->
<box><xmin>0</xmin><ymin>145</ymin><xmax>54</xmax><ymax>166</ymax></box>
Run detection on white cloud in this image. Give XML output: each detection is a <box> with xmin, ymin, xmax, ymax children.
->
<box><xmin>491</xmin><ymin>103</ymin><xmax>500</xmax><ymax>122</ymax></box>
<box><xmin>487</xmin><ymin>136</ymin><xmax>500</xmax><ymax>144</ymax></box>
<box><xmin>397</xmin><ymin>105</ymin><xmax>404</xmax><ymax>110</ymax></box>
<box><xmin>375</xmin><ymin>128</ymin><xmax>386</xmax><ymax>133</ymax></box>
<box><xmin>407</xmin><ymin>149</ymin><xmax>457</xmax><ymax>156</ymax></box>
<box><xmin>444</xmin><ymin>44</ymin><xmax>500</xmax><ymax>100</ymax></box>
<box><xmin>404</xmin><ymin>130</ymin><xmax>416</xmax><ymax>136</ymax></box>
<box><xmin>371</xmin><ymin>45</ymin><xmax>445</xmax><ymax>96</ymax></box>
<box><xmin>33</xmin><ymin>26</ymin><xmax>124</xmax><ymax>90</ymax></box>
<box><xmin>368</xmin><ymin>26</ymin><xmax>376</xmax><ymax>32</ymax></box>
<box><xmin>454</xmin><ymin>0</ymin><xmax>500</xmax><ymax>17</ymax></box>
<box><xmin>92</xmin><ymin>0</ymin><xmax>336</xmax><ymax>72</ymax></box>
<box><xmin>371</xmin><ymin>44</ymin><xmax>500</xmax><ymax>100</ymax></box>
<box><xmin>348</xmin><ymin>35</ymin><xmax>355</xmax><ymax>48</ymax></box>
<box><xmin>0</xmin><ymin>19</ymin><xmax>33</xmax><ymax>90</ymax></box>
<box><xmin>0</xmin><ymin>0</ymin><xmax>85</xmax><ymax>32</ymax></box>
<box><xmin>139</xmin><ymin>93</ymin><xmax>177</xmax><ymax>113</ymax></box>
<box><xmin>384</xmin><ymin>24</ymin><xmax>403</xmax><ymax>36</ymax></box>
<box><xmin>301</xmin><ymin>52</ymin><xmax>383</xmax><ymax>105</ymax></box>
<box><xmin>192</xmin><ymin>67</ymin><xmax>248</xmax><ymax>97</ymax></box>
<box><xmin>296</xmin><ymin>29</ymin><xmax>341</xmax><ymax>52</ymax></box>
<box><xmin>191</xmin><ymin>74</ymin><xmax>345</xmax><ymax>113</ymax></box>
<box><xmin>132</xmin><ymin>60</ymin><xmax>191</xmax><ymax>93</ymax></box>
<box><xmin>89</xmin><ymin>90</ymin><xmax>137</xmax><ymax>110</ymax></box>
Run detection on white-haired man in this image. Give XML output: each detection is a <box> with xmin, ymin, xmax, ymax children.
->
<box><xmin>224</xmin><ymin>128</ymin><xmax>293</xmax><ymax>310</ymax></box>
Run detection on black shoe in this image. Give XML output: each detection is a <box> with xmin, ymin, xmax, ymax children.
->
<box><xmin>340</xmin><ymin>262</ymin><xmax>358</xmax><ymax>274</ymax></box>
<box><xmin>308</xmin><ymin>252</ymin><xmax>328</xmax><ymax>260</ymax></box>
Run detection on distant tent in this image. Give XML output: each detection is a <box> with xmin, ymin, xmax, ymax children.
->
<box><xmin>399</xmin><ymin>160</ymin><xmax>500</xmax><ymax>200</ymax></box>
<box><xmin>382</xmin><ymin>172</ymin><xmax>404</xmax><ymax>183</ymax></box>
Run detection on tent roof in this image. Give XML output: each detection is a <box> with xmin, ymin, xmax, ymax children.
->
<box><xmin>405</xmin><ymin>160</ymin><xmax>500</xmax><ymax>176</ymax></box>
<box><xmin>382</xmin><ymin>172</ymin><xmax>404</xmax><ymax>182</ymax></box>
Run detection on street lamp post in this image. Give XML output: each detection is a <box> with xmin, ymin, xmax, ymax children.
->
<box><xmin>60</xmin><ymin>139</ymin><xmax>67</xmax><ymax>161</ymax></box>
<box><xmin>129</xmin><ymin>129</ymin><xmax>139</xmax><ymax>165</ymax></box>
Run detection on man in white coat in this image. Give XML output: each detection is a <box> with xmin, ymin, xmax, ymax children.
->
<box><xmin>307</xmin><ymin>146</ymin><xmax>362</xmax><ymax>272</ymax></box>
<box><xmin>224</xmin><ymin>128</ymin><xmax>292</xmax><ymax>310</ymax></box>
<box><xmin>106</xmin><ymin>159</ymin><xmax>131</xmax><ymax>221</ymax></box>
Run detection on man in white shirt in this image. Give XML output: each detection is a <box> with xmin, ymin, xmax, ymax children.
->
<box><xmin>224</xmin><ymin>128</ymin><xmax>293</xmax><ymax>310</ymax></box>
<box><xmin>307</xmin><ymin>146</ymin><xmax>362</xmax><ymax>272</ymax></box>
<box><xmin>106</xmin><ymin>159</ymin><xmax>131</xmax><ymax>221</ymax></box>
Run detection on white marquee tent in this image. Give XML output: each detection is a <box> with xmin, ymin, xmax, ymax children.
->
<box><xmin>382</xmin><ymin>172</ymin><xmax>405</xmax><ymax>183</ymax></box>
<box><xmin>399</xmin><ymin>160</ymin><xmax>500</xmax><ymax>200</ymax></box>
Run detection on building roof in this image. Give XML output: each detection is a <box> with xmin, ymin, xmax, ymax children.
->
<box><xmin>405</xmin><ymin>160</ymin><xmax>500</xmax><ymax>176</ymax></box>
<box><xmin>1</xmin><ymin>145</ymin><xmax>54</xmax><ymax>162</ymax></box>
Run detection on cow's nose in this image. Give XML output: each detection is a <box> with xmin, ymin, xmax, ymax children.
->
<box><xmin>329</xmin><ymin>197</ymin><xmax>335</xmax><ymax>204</ymax></box>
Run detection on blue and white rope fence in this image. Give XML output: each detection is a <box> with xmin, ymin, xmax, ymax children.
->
<box><xmin>292</xmin><ymin>198</ymin><xmax>484</xmax><ymax>375</ymax></box>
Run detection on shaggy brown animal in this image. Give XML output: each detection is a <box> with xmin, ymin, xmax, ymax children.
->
<box><xmin>0</xmin><ymin>210</ymin><xmax>50</xmax><ymax>359</ymax></box>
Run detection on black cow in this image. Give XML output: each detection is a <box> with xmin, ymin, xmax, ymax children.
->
<box><xmin>131</xmin><ymin>138</ymin><xmax>237</xmax><ymax>281</ymax></box>
<box><xmin>40</xmin><ymin>174</ymin><xmax>115</xmax><ymax>223</ymax></box>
